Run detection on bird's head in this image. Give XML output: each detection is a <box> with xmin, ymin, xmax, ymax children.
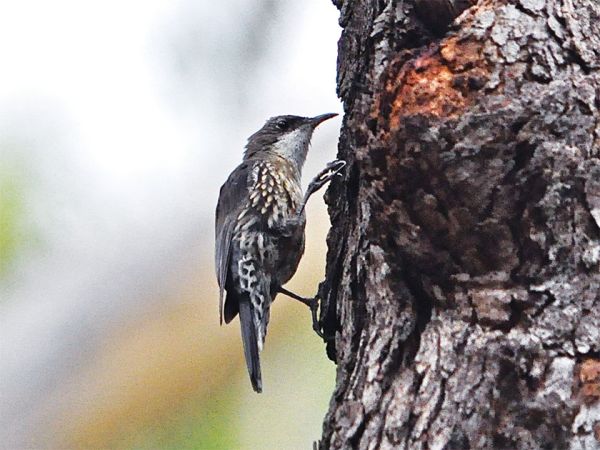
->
<box><xmin>244</xmin><ymin>113</ymin><xmax>338</xmax><ymax>170</ymax></box>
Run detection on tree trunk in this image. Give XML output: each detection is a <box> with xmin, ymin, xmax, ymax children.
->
<box><xmin>318</xmin><ymin>0</ymin><xmax>600</xmax><ymax>448</ymax></box>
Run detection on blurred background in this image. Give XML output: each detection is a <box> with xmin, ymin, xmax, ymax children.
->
<box><xmin>0</xmin><ymin>1</ymin><xmax>341</xmax><ymax>448</ymax></box>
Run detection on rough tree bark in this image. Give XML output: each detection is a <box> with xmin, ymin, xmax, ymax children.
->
<box><xmin>317</xmin><ymin>0</ymin><xmax>600</xmax><ymax>448</ymax></box>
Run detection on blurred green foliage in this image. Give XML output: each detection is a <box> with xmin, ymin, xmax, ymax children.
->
<box><xmin>0</xmin><ymin>159</ymin><xmax>29</xmax><ymax>277</ymax></box>
<box><xmin>130</xmin><ymin>388</ymin><xmax>240</xmax><ymax>450</ymax></box>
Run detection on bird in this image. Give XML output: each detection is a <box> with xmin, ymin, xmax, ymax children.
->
<box><xmin>215</xmin><ymin>113</ymin><xmax>345</xmax><ymax>392</ymax></box>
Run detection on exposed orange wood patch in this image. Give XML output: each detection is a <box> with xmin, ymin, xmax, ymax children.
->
<box><xmin>580</xmin><ymin>358</ymin><xmax>600</xmax><ymax>404</ymax></box>
<box><xmin>382</xmin><ymin>37</ymin><xmax>490</xmax><ymax>130</ymax></box>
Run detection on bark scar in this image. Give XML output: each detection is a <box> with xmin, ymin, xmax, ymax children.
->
<box><xmin>381</xmin><ymin>37</ymin><xmax>491</xmax><ymax>130</ymax></box>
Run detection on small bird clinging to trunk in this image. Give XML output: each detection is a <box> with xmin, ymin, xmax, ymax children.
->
<box><xmin>215</xmin><ymin>113</ymin><xmax>345</xmax><ymax>393</ymax></box>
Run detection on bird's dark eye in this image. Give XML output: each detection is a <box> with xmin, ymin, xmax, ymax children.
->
<box><xmin>274</xmin><ymin>119</ymin><xmax>289</xmax><ymax>130</ymax></box>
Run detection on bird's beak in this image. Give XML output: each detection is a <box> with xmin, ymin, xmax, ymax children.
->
<box><xmin>309</xmin><ymin>113</ymin><xmax>338</xmax><ymax>127</ymax></box>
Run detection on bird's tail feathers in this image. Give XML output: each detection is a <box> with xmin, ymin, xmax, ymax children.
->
<box><xmin>239</xmin><ymin>298</ymin><xmax>262</xmax><ymax>393</ymax></box>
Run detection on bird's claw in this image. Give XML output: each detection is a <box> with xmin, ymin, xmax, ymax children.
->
<box><xmin>309</xmin><ymin>294</ymin><xmax>336</xmax><ymax>342</ymax></box>
<box><xmin>321</xmin><ymin>159</ymin><xmax>347</xmax><ymax>178</ymax></box>
<box><xmin>309</xmin><ymin>297</ymin><xmax>324</xmax><ymax>339</ymax></box>
<box><xmin>313</xmin><ymin>159</ymin><xmax>346</xmax><ymax>188</ymax></box>
<box><xmin>278</xmin><ymin>287</ymin><xmax>334</xmax><ymax>341</ymax></box>
<box><xmin>297</xmin><ymin>160</ymin><xmax>347</xmax><ymax>216</ymax></box>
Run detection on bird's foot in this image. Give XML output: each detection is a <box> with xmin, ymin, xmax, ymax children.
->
<box><xmin>307</xmin><ymin>159</ymin><xmax>346</xmax><ymax>194</ymax></box>
<box><xmin>296</xmin><ymin>160</ymin><xmax>346</xmax><ymax>216</ymax></box>
<box><xmin>278</xmin><ymin>287</ymin><xmax>334</xmax><ymax>341</ymax></box>
<box><xmin>308</xmin><ymin>295</ymin><xmax>326</xmax><ymax>340</ymax></box>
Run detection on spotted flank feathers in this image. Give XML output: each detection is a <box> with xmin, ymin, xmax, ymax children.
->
<box><xmin>236</xmin><ymin>230</ymin><xmax>272</xmax><ymax>349</ymax></box>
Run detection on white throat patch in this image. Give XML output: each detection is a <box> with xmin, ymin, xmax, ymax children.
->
<box><xmin>271</xmin><ymin>127</ymin><xmax>311</xmax><ymax>168</ymax></box>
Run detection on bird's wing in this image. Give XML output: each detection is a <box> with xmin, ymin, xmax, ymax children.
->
<box><xmin>215</xmin><ymin>162</ymin><xmax>250</xmax><ymax>324</ymax></box>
